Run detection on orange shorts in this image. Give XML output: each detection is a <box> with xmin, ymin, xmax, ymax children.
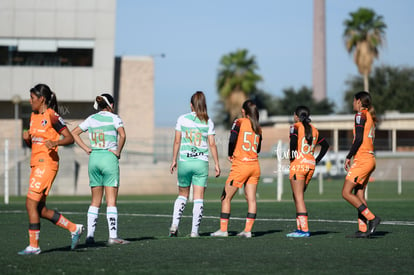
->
<box><xmin>27</xmin><ymin>165</ymin><xmax>58</xmax><ymax>201</ymax></box>
<box><xmin>226</xmin><ymin>161</ymin><xmax>260</xmax><ymax>188</ymax></box>
<box><xmin>346</xmin><ymin>156</ymin><xmax>375</xmax><ymax>185</ymax></box>
<box><xmin>289</xmin><ymin>162</ymin><xmax>315</xmax><ymax>185</ymax></box>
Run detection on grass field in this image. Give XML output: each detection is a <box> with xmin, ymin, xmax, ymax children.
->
<box><xmin>1</xmin><ymin>178</ymin><xmax>413</xmax><ymax>274</ymax></box>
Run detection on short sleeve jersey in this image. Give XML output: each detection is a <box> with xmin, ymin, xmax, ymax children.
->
<box><xmin>353</xmin><ymin>109</ymin><xmax>375</xmax><ymax>159</ymax></box>
<box><xmin>232</xmin><ymin>118</ymin><xmax>260</xmax><ymax>163</ymax></box>
<box><xmin>175</xmin><ymin>112</ymin><xmax>215</xmax><ymax>162</ymax></box>
<box><xmin>29</xmin><ymin>108</ymin><xmax>67</xmax><ymax>167</ymax></box>
<box><xmin>78</xmin><ymin>111</ymin><xmax>124</xmax><ymax>151</ymax></box>
<box><xmin>290</xmin><ymin>122</ymin><xmax>319</xmax><ymax>163</ymax></box>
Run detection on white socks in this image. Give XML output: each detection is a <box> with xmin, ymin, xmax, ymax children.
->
<box><xmin>191</xmin><ymin>199</ymin><xmax>204</xmax><ymax>234</ymax></box>
<box><xmin>107</xmin><ymin>206</ymin><xmax>118</xmax><ymax>239</ymax></box>
<box><xmin>171</xmin><ymin>196</ymin><xmax>187</xmax><ymax>228</ymax></box>
<box><xmin>87</xmin><ymin>206</ymin><xmax>99</xmax><ymax>238</ymax></box>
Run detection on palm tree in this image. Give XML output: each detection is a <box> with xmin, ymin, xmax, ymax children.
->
<box><xmin>343</xmin><ymin>7</ymin><xmax>386</xmax><ymax>91</ymax></box>
<box><xmin>217</xmin><ymin>49</ymin><xmax>262</xmax><ymax>124</ymax></box>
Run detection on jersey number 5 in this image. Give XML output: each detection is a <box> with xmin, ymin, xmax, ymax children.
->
<box><xmin>242</xmin><ymin>132</ymin><xmax>259</xmax><ymax>153</ymax></box>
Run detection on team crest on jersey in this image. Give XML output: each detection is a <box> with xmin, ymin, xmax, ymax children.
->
<box><xmin>41</xmin><ymin>119</ymin><xmax>48</xmax><ymax>126</ymax></box>
<box><xmin>355</xmin><ymin>114</ymin><xmax>361</xmax><ymax>124</ymax></box>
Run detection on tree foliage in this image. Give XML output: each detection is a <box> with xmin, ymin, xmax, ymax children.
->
<box><xmin>275</xmin><ymin>86</ymin><xmax>335</xmax><ymax>115</ymax></box>
<box><xmin>216</xmin><ymin>49</ymin><xmax>263</xmax><ymax>125</ymax></box>
<box><xmin>343</xmin><ymin>7</ymin><xmax>387</xmax><ymax>91</ymax></box>
<box><xmin>343</xmin><ymin>65</ymin><xmax>414</xmax><ymax>114</ymax></box>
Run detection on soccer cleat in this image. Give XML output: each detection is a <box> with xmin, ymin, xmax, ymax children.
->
<box><xmin>368</xmin><ymin>216</ymin><xmax>381</xmax><ymax>234</ymax></box>
<box><xmin>237</xmin><ymin>231</ymin><xmax>252</xmax><ymax>238</ymax></box>
<box><xmin>210</xmin><ymin>230</ymin><xmax>228</xmax><ymax>237</ymax></box>
<box><xmin>18</xmin><ymin>246</ymin><xmax>41</xmax><ymax>255</ymax></box>
<box><xmin>286</xmin><ymin>230</ymin><xmax>311</xmax><ymax>238</ymax></box>
<box><xmin>71</xmin><ymin>224</ymin><xmax>84</xmax><ymax>250</ymax></box>
<box><xmin>346</xmin><ymin>231</ymin><xmax>370</xmax><ymax>238</ymax></box>
<box><xmin>169</xmin><ymin>226</ymin><xmax>178</xmax><ymax>237</ymax></box>
<box><xmin>108</xmin><ymin>238</ymin><xmax>130</xmax><ymax>245</ymax></box>
<box><xmin>85</xmin><ymin>236</ymin><xmax>96</xmax><ymax>245</ymax></box>
<box><xmin>190</xmin><ymin>232</ymin><xmax>200</xmax><ymax>238</ymax></box>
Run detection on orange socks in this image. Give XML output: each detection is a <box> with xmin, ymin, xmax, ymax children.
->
<box><xmin>220</xmin><ymin>213</ymin><xmax>230</xmax><ymax>232</ymax></box>
<box><xmin>297</xmin><ymin>213</ymin><xmax>309</xmax><ymax>232</ymax></box>
<box><xmin>358</xmin><ymin>204</ymin><xmax>375</xmax><ymax>221</ymax></box>
<box><xmin>56</xmin><ymin>214</ymin><xmax>77</xmax><ymax>232</ymax></box>
<box><xmin>28</xmin><ymin>223</ymin><xmax>40</xmax><ymax>248</ymax></box>
<box><xmin>244</xmin><ymin>213</ymin><xmax>257</xmax><ymax>232</ymax></box>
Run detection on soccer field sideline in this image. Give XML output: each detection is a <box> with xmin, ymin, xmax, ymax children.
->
<box><xmin>2</xmin><ymin>209</ymin><xmax>413</xmax><ymax>226</ymax></box>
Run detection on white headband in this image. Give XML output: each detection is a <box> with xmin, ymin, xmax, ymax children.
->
<box><xmin>93</xmin><ymin>95</ymin><xmax>112</xmax><ymax>110</ymax></box>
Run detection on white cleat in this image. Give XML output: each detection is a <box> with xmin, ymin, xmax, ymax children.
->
<box><xmin>237</xmin><ymin>231</ymin><xmax>252</xmax><ymax>238</ymax></box>
<box><xmin>210</xmin><ymin>230</ymin><xmax>228</xmax><ymax>237</ymax></box>
<box><xmin>108</xmin><ymin>238</ymin><xmax>130</xmax><ymax>245</ymax></box>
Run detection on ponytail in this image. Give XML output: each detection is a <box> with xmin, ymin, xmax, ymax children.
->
<box><xmin>295</xmin><ymin>106</ymin><xmax>312</xmax><ymax>145</ymax></box>
<box><xmin>242</xmin><ymin>100</ymin><xmax>261</xmax><ymax>135</ymax></box>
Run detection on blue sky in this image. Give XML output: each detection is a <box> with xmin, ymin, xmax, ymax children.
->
<box><xmin>115</xmin><ymin>0</ymin><xmax>414</xmax><ymax>126</ymax></box>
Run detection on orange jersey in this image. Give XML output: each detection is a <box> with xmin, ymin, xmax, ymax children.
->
<box><xmin>353</xmin><ymin>109</ymin><xmax>375</xmax><ymax>160</ymax></box>
<box><xmin>230</xmin><ymin>118</ymin><xmax>261</xmax><ymax>164</ymax></box>
<box><xmin>29</xmin><ymin>108</ymin><xmax>67</xmax><ymax>168</ymax></box>
<box><xmin>290</xmin><ymin>122</ymin><xmax>319</xmax><ymax>165</ymax></box>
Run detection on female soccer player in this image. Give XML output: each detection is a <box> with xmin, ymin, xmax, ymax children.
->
<box><xmin>72</xmin><ymin>93</ymin><xmax>129</xmax><ymax>245</ymax></box>
<box><xmin>211</xmin><ymin>100</ymin><xmax>262</xmax><ymax>238</ymax></box>
<box><xmin>169</xmin><ymin>91</ymin><xmax>220</xmax><ymax>237</ymax></box>
<box><xmin>286</xmin><ymin>106</ymin><xmax>329</xmax><ymax>238</ymax></box>
<box><xmin>19</xmin><ymin>84</ymin><xmax>83</xmax><ymax>255</ymax></box>
<box><xmin>342</xmin><ymin>91</ymin><xmax>380</xmax><ymax>238</ymax></box>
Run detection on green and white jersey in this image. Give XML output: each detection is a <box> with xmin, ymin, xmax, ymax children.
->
<box><xmin>175</xmin><ymin>112</ymin><xmax>215</xmax><ymax>162</ymax></box>
<box><xmin>78</xmin><ymin>111</ymin><xmax>124</xmax><ymax>151</ymax></box>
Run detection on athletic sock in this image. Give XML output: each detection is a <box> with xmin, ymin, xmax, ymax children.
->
<box><xmin>220</xmin><ymin>212</ymin><xmax>230</xmax><ymax>232</ymax></box>
<box><xmin>358</xmin><ymin>211</ymin><xmax>368</xmax><ymax>232</ymax></box>
<box><xmin>358</xmin><ymin>204</ymin><xmax>375</xmax><ymax>221</ymax></box>
<box><xmin>56</xmin><ymin>214</ymin><xmax>77</xmax><ymax>232</ymax></box>
<box><xmin>297</xmin><ymin>213</ymin><xmax>309</xmax><ymax>232</ymax></box>
<box><xmin>87</xmin><ymin>206</ymin><xmax>99</xmax><ymax>238</ymax></box>
<box><xmin>29</xmin><ymin>223</ymin><xmax>40</xmax><ymax>248</ymax></box>
<box><xmin>171</xmin><ymin>196</ymin><xmax>187</xmax><ymax>228</ymax></box>
<box><xmin>243</xmin><ymin>213</ymin><xmax>256</xmax><ymax>232</ymax></box>
<box><xmin>107</xmin><ymin>206</ymin><xmax>118</xmax><ymax>239</ymax></box>
<box><xmin>191</xmin><ymin>199</ymin><xmax>204</xmax><ymax>234</ymax></box>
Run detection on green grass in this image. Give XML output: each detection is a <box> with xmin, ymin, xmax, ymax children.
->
<box><xmin>1</xmin><ymin>179</ymin><xmax>413</xmax><ymax>274</ymax></box>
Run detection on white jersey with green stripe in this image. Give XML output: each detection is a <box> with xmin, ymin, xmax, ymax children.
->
<box><xmin>78</xmin><ymin>111</ymin><xmax>124</xmax><ymax>151</ymax></box>
<box><xmin>175</xmin><ymin>112</ymin><xmax>215</xmax><ymax>162</ymax></box>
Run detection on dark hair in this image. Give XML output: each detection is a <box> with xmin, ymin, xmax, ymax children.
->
<box><xmin>96</xmin><ymin>93</ymin><xmax>114</xmax><ymax>111</ymax></box>
<box><xmin>295</xmin><ymin>106</ymin><xmax>312</xmax><ymax>145</ymax></box>
<box><xmin>30</xmin><ymin>84</ymin><xmax>58</xmax><ymax>113</ymax></box>
<box><xmin>242</xmin><ymin>100</ymin><xmax>261</xmax><ymax>135</ymax></box>
<box><xmin>354</xmin><ymin>91</ymin><xmax>377</xmax><ymax>124</ymax></box>
<box><xmin>191</xmin><ymin>91</ymin><xmax>209</xmax><ymax>123</ymax></box>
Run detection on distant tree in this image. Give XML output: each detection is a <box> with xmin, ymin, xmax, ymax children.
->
<box><xmin>343</xmin><ymin>65</ymin><xmax>414</xmax><ymax>114</ymax></box>
<box><xmin>277</xmin><ymin>86</ymin><xmax>335</xmax><ymax>115</ymax></box>
<box><xmin>217</xmin><ymin>49</ymin><xmax>262</xmax><ymax>125</ymax></box>
<box><xmin>250</xmin><ymin>89</ymin><xmax>280</xmax><ymax>116</ymax></box>
<box><xmin>343</xmin><ymin>7</ymin><xmax>387</xmax><ymax>91</ymax></box>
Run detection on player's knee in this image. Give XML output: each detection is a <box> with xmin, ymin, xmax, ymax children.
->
<box><xmin>220</xmin><ymin>188</ymin><xmax>226</xmax><ymax>201</ymax></box>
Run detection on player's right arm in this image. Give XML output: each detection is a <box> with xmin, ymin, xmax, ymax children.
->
<box><xmin>71</xmin><ymin>126</ymin><xmax>92</xmax><ymax>155</ymax></box>
<box><xmin>23</xmin><ymin>129</ymin><xmax>31</xmax><ymax>148</ymax></box>
<box><xmin>170</xmin><ymin>130</ymin><xmax>181</xmax><ymax>174</ymax></box>
<box><xmin>228</xmin><ymin>119</ymin><xmax>241</xmax><ymax>158</ymax></box>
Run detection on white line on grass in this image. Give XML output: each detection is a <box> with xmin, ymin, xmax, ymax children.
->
<box><xmin>1</xmin><ymin>210</ymin><xmax>414</xmax><ymax>226</ymax></box>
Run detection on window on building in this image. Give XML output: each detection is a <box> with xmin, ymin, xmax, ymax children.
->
<box><xmin>0</xmin><ymin>39</ymin><xmax>94</xmax><ymax>67</ymax></box>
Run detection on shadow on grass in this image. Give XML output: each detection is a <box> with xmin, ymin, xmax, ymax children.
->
<box><xmin>40</xmin><ymin>237</ymin><xmax>156</xmax><ymax>254</ymax></box>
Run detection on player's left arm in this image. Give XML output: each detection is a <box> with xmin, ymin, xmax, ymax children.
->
<box><xmin>45</xmin><ymin>112</ymin><xmax>74</xmax><ymax>149</ymax></box>
<box><xmin>315</xmin><ymin>137</ymin><xmax>329</xmax><ymax>164</ymax></box>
